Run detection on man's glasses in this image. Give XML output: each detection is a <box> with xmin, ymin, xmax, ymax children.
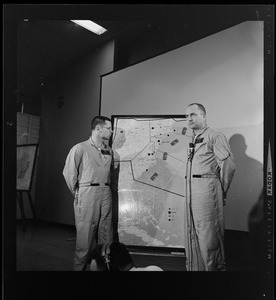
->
<box><xmin>103</xmin><ymin>126</ymin><xmax>112</xmax><ymax>131</ymax></box>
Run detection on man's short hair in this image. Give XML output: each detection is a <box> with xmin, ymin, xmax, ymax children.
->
<box><xmin>188</xmin><ymin>103</ymin><xmax>206</xmax><ymax>115</ymax></box>
<box><xmin>90</xmin><ymin>241</ymin><xmax>134</xmax><ymax>271</ymax></box>
<box><xmin>91</xmin><ymin>116</ymin><xmax>111</xmax><ymax>130</ymax></box>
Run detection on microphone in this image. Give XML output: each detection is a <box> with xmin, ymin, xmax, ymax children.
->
<box><xmin>188</xmin><ymin>143</ymin><xmax>195</xmax><ymax>161</ymax></box>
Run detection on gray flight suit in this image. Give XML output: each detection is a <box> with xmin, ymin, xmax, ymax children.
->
<box><xmin>185</xmin><ymin>127</ymin><xmax>235</xmax><ymax>271</ymax></box>
<box><xmin>63</xmin><ymin>137</ymin><xmax>114</xmax><ymax>271</ymax></box>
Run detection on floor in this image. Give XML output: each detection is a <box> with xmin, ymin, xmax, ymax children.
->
<box><xmin>16</xmin><ymin>220</ymin><xmax>186</xmax><ymax>271</ymax></box>
<box><xmin>12</xmin><ymin>220</ymin><xmax>270</xmax><ymax>300</ymax></box>
<box><xmin>16</xmin><ymin>219</ymin><xmax>261</xmax><ymax>272</ymax></box>
<box><xmin>17</xmin><ymin>220</ymin><xmax>76</xmax><ymax>271</ymax></box>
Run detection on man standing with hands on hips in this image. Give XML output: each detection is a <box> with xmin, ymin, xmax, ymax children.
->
<box><xmin>184</xmin><ymin>103</ymin><xmax>235</xmax><ymax>271</ymax></box>
<box><xmin>63</xmin><ymin>116</ymin><xmax>115</xmax><ymax>271</ymax></box>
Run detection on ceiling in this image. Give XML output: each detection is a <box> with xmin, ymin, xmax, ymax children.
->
<box><xmin>12</xmin><ymin>4</ymin><xmax>262</xmax><ymax>104</ymax></box>
<box><xmin>17</xmin><ymin>18</ymin><xmax>150</xmax><ymax>100</ymax></box>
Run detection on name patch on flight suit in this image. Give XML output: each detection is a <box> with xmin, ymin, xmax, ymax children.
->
<box><xmin>195</xmin><ymin>137</ymin><xmax>204</xmax><ymax>144</ymax></box>
<box><xmin>101</xmin><ymin>150</ymin><xmax>111</xmax><ymax>155</ymax></box>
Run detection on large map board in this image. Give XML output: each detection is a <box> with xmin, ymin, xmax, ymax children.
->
<box><xmin>111</xmin><ymin>116</ymin><xmax>192</xmax><ymax>249</ymax></box>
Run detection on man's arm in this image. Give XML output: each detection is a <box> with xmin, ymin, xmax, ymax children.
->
<box><xmin>214</xmin><ymin>134</ymin><xmax>235</xmax><ymax>199</ymax></box>
<box><xmin>62</xmin><ymin>145</ymin><xmax>82</xmax><ymax>196</ymax></box>
<box><xmin>110</xmin><ymin>149</ymin><xmax>119</xmax><ymax>192</ymax></box>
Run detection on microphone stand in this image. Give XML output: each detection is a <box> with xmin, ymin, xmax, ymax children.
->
<box><xmin>185</xmin><ymin>143</ymin><xmax>201</xmax><ymax>271</ymax></box>
<box><xmin>185</xmin><ymin>146</ymin><xmax>193</xmax><ymax>271</ymax></box>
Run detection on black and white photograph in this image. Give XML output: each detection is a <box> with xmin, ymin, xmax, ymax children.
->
<box><xmin>3</xmin><ymin>4</ymin><xmax>274</xmax><ymax>300</ymax></box>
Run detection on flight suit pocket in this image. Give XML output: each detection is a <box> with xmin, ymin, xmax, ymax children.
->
<box><xmin>197</xmin><ymin>219</ymin><xmax>220</xmax><ymax>251</ymax></box>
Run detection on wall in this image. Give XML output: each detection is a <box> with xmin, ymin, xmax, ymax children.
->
<box><xmin>35</xmin><ymin>40</ymin><xmax>115</xmax><ymax>225</ymax></box>
<box><xmin>101</xmin><ymin>22</ymin><xmax>264</xmax><ymax>231</ymax></box>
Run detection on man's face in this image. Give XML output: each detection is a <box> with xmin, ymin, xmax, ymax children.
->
<box><xmin>99</xmin><ymin>120</ymin><xmax>113</xmax><ymax>141</ymax></box>
<box><xmin>186</xmin><ymin>105</ymin><xmax>206</xmax><ymax>131</ymax></box>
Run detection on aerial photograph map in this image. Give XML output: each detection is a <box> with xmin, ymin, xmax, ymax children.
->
<box><xmin>112</xmin><ymin>116</ymin><xmax>192</xmax><ymax>248</ymax></box>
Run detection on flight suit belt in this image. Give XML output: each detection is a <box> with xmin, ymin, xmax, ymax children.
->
<box><xmin>185</xmin><ymin>174</ymin><xmax>218</xmax><ymax>179</ymax></box>
<box><xmin>192</xmin><ymin>174</ymin><xmax>217</xmax><ymax>178</ymax></box>
<box><xmin>79</xmin><ymin>183</ymin><xmax>110</xmax><ymax>187</ymax></box>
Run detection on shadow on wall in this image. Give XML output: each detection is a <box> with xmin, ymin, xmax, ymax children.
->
<box><xmin>226</xmin><ymin>134</ymin><xmax>263</xmax><ymax>232</ymax></box>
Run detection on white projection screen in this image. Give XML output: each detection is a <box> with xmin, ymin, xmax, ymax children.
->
<box><xmin>101</xmin><ymin>21</ymin><xmax>264</xmax><ymax>241</ymax></box>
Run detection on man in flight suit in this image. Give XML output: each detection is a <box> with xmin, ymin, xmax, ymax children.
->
<box><xmin>63</xmin><ymin>116</ymin><xmax>115</xmax><ymax>271</ymax></box>
<box><xmin>185</xmin><ymin>103</ymin><xmax>235</xmax><ymax>271</ymax></box>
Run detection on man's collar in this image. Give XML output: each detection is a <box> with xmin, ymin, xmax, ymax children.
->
<box><xmin>193</xmin><ymin>126</ymin><xmax>208</xmax><ymax>137</ymax></box>
<box><xmin>89</xmin><ymin>136</ymin><xmax>103</xmax><ymax>149</ymax></box>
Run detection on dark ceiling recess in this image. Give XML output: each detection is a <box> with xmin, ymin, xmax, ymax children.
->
<box><xmin>12</xmin><ymin>4</ymin><xmax>264</xmax><ymax>105</ymax></box>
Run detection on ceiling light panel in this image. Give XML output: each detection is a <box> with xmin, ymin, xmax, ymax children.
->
<box><xmin>71</xmin><ymin>20</ymin><xmax>107</xmax><ymax>35</ymax></box>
